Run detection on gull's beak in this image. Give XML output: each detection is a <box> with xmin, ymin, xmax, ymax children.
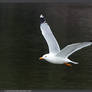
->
<box><xmin>39</xmin><ymin>57</ymin><xmax>44</xmax><ymax>60</ymax></box>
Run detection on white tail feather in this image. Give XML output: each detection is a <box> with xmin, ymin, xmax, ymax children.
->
<box><xmin>72</xmin><ymin>61</ymin><xmax>79</xmax><ymax>64</ymax></box>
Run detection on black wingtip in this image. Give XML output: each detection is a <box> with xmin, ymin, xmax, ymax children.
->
<box><xmin>40</xmin><ymin>14</ymin><xmax>46</xmax><ymax>24</ymax></box>
<box><xmin>90</xmin><ymin>40</ymin><xmax>92</xmax><ymax>42</ymax></box>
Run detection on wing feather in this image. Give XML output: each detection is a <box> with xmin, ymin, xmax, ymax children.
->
<box><xmin>40</xmin><ymin>22</ymin><xmax>60</xmax><ymax>53</ymax></box>
<box><xmin>56</xmin><ymin>42</ymin><xmax>92</xmax><ymax>58</ymax></box>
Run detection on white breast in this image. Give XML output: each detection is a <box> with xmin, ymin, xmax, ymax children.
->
<box><xmin>46</xmin><ymin>55</ymin><xmax>69</xmax><ymax>64</ymax></box>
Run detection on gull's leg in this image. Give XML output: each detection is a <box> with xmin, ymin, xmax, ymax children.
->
<box><xmin>64</xmin><ymin>62</ymin><xmax>72</xmax><ymax>67</ymax></box>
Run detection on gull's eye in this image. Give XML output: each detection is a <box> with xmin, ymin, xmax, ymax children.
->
<box><xmin>45</xmin><ymin>56</ymin><xmax>47</xmax><ymax>57</ymax></box>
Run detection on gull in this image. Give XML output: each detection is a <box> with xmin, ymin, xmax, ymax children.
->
<box><xmin>39</xmin><ymin>14</ymin><xmax>92</xmax><ymax>67</ymax></box>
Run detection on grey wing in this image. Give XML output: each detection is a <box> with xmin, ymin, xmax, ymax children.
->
<box><xmin>40</xmin><ymin>22</ymin><xmax>60</xmax><ymax>53</ymax></box>
<box><xmin>56</xmin><ymin>42</ymin><xmax>92</xmax><ymax>58</ymax></box>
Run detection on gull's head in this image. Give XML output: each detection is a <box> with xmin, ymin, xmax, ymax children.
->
<box><xmin>39</xmin><ymin>54</ymin><xmax>49</xmax><ymax>61</ymax></box>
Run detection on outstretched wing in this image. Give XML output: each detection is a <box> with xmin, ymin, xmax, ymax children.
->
<box><xmin>40</xmin><ymin>14</ymin><xmax>60</xmax><ymax>53</ymax></box>
<box><xmin>56</xmin><ymin>42</ymin><xmax>92</xmax><ymax>58</ymax></box>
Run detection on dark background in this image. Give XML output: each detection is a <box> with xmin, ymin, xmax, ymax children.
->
<box><xmin>0</xmin><ymin>3</ymin><xmax>92</xmax><ymax>89</ymax></box>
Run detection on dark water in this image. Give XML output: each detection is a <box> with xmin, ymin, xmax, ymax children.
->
<box><xmin>0</xmin><ymin>3</ymin><xmax>92</xmax><ymax>89</ymax></box>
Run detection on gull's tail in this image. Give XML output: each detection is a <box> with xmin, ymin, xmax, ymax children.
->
<box><xmin>71</xmin><ymin>61</ymin><xmax>79</xmax><ymax>64</ymax></box>
<box><xmin>40</xmin><ymin>14</ymin><xmax>46</xmax><ymax>24</ymax></box>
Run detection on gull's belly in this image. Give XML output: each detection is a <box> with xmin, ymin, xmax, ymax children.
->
<box><xmin>47</xmin><ymin>57</ymin><xmax>69</xmax><ymax>64</ymax></box>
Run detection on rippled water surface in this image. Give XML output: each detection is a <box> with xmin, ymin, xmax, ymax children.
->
<box><xmin>0</xmin><ymin>3</ymin><xmax>92</xmax><ymax>89</ymax></box>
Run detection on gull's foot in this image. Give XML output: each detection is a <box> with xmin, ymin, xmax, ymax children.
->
<box><xmin>64</xmin><ymin>63</ymin><xmax>72</xmax><ymax>67</ymax></box>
